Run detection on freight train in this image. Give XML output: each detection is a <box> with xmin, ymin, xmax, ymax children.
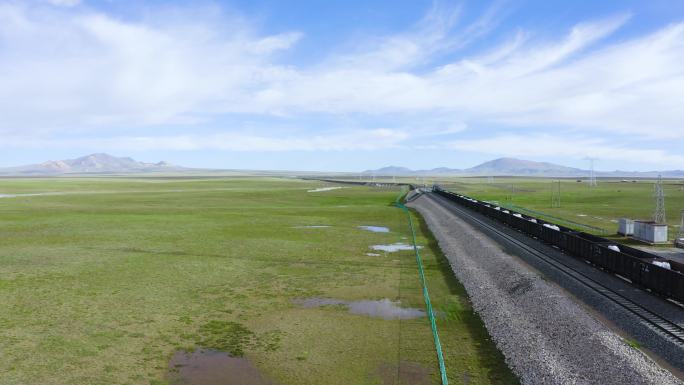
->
<box><xmin>433</xmin><ymin>186</ymin><xmax>684</xmax><ymax>304</ymax></box>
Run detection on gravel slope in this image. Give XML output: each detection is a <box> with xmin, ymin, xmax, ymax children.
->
<box><xmin>409</xmin><ymin>193</ymin><xmax>682</xmax><ymax>385</ymax></box>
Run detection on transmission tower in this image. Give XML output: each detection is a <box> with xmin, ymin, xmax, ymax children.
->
<box><xmin>488</xmin><ymin>175</ymin><xmax>494</xmax><ymax>184</ymax></box>
<box><xmin>507</xmin><ymin>184</ymin><xmax>515</xmax><ymax>201</ymax></box>
<box><xmin>654</xmin><ymin>175</ymin><xmax>666</xmax><ymax>223</ymax></box>
<box><xmin>551</xmin><ymin>180</ymin><xmax>561</xmax><ymax>208</ymax></box>
<box><xmin>585</xmin><ymin>157</ymin><xmax>598</xmax><ymax>187</ymax></box>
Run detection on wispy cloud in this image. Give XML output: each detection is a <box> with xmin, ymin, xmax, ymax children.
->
<box><xmin>0</xmin><ymin>2</ymin><xmax>682</xmax><ymax>169</ymax></box>
<box><xmin>46</xmin><ymin>0</ymin><xmax>80</xmax><ymax>7</ymax></box>
<box><xmin>2</xmin><ymin>129</ymin><xmax>408</xmax><ymax>152</ymax></box>
<box><xmin>326</xmin><ymin>2</ymin><xmax>464</xmax><ymax>71</ymax></box>
<box><xmin>0</xmin><ymin>3</ymin><xmax>302</xmax><ymax>130</ymax></box>
<box><xmin>447</xmin><ymin>134</ymin><xmax>684</xmax><ymax>166</ymax></box>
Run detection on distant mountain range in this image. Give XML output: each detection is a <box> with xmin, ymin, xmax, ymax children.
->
<box><xmin>363</xmin><ymin>157</ymin><xmax>684</xmax><ymax>178</ymax></box>
<box><xmin>1</xmin><ymin>154</ymin><xmax>682</xmax><ymax>177</ymax></box>
<box><xmin>0</xmin><ymin>153</ymin><xmax>185</xmax><ymax>175</ymax></box>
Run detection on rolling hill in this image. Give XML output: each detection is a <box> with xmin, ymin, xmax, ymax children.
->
<box><xmin>363</xmin><ymin>158</ymin><xmax>684</xmax><ymax>177</ymax></box>
<box><xmin>0</xmin><ymin>153</ymin><xmax>184</xmax><ymax>175</ymax></box>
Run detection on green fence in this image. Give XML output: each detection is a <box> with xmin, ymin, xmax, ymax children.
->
<box><xmin>395</xmin><ymin>188</ymin><xmax>449</xmax><ymax>385</ymax></box>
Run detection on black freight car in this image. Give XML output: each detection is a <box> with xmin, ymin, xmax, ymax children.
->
<box><xmin>433</xmin><ymin>187</ymin><xmax>684</xmax><ymax>303</ymax></box>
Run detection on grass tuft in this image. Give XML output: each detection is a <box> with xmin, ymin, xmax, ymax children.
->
<box><xmin>197</xmin><ymin>320</ymin><xmax>255</xmax><ymax>356</ymax></box>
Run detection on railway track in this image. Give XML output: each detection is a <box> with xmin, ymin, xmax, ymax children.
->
<box><xmin>428</xmin><ymin>192</ymin><xmax>684</xmax><ymax>348</ymax></box>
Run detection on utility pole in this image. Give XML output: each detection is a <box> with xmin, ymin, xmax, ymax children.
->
<box><xmin>507</xmin><ymin>184</ymin><xmax>515</xmax><ymax>202</ymax></box>
<box><xmin>551</xmin><ymin>180</ymin><xmax>561</xmax><ymax>208</ymax></box>
<box><xmin>585</xmin><ymin>158</ymin><xmax>598</xmax><ymax>187</ymax></box>
<box><xmin>654</xmin><ymin>174</ymin><xmax>666</xmax><ymax>223</ymax></box>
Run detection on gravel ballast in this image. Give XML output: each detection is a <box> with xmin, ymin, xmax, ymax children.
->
<box><xmin>409</xmin><ymin>193</ymin><xmax>682</xmax><ymax>385</ymax></box>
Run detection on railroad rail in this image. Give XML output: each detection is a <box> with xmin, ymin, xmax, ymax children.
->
<box><xmin>431</xmin><ymin>188</ymin><xmax>684</xmax><ymax>347</ymax></box>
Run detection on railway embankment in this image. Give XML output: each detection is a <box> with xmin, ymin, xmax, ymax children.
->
<box><xmin>408</xmin><ymin>192</ymin><xmax>682</xmax><ymax>385</ymax></box>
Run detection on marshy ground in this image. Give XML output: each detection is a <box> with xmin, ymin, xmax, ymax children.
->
<box><xmin>0</xmin><ymin>177</ymin><xmax>516</xmax><ymax>384</ymax></box>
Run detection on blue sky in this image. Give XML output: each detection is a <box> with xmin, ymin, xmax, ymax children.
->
<box><xmin>1</xmin><ymin>0</ymin><xmax>683</xmax><ymax>171</ymax></box>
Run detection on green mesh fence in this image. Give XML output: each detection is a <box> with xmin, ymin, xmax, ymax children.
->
<box><xmin>395</xmin><ymin>188</ymin><xmax>449</xmax><ymax>385</ymax></box>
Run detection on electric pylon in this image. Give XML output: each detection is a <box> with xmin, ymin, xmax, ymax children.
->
<box><xmin>551</xmin><ymin>180</ymin><xmax>561</xmax><ymax>208</ymax></box>
<box><xmin>654</xmin><ymin>175</ymin><xmax>666</xmax><ymax>223</ymax></box>
<box><xmin>586</xmin><ymin>158</ymin><xmax>598</xmax><ymax>187</ymax></box>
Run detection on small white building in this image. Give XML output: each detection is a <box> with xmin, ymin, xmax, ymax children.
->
<box><xmin>618</xmin><ymin>218</ymin><xmax>634</xmax><ymax>236</ymax></box>
<box><xmin>633</xmin><ymin>221</ymin><xmax>668</xmax><ymax>244</ymax></box>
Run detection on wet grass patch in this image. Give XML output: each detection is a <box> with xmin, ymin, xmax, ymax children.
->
<box><xmin>197</xmin><ymin>321</ymin><xmax>255</xmax><ymax>357</ymax></box>
<box><xmin>0</xmin><ymin>177</ymin><xmax>515</xmax><ymax>384</ymax></box>
<box><xmin>375</xmin><ymin>361</ymin><xmax>431</xmax><ymax>385</ymax></box>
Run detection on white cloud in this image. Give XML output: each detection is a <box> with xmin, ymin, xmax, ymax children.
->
<box><xmin>2</xmin><ymin>129</ymin><xmax>408</xmax><ymax>152</ymax></box>
<box><xmin>447</xmin><ymin>134</ymin><xmax>684</xmax><ymax>166</ymax></box>
<box><xmin>46</xmin><ymin>0</ymin><xmax>81</xmax><ymax>7</ymax></box>
<box><xmin>219</xmin><ymin>12</ymin><xmax>684</xmax><ymax>141</ymax></box>
<box><xmin>249</xmin><ymin>32</ymin><xmax>303</xmax><ymax>55</ymax></box>
<box><xmin>0</xmin><ymin>2</ymin><xmax>682</xmax><ymax>167</ymax></box>
<box><xmin>0</xmin><ymin>3</ymin><xmax>300</xmax><ymax>131</ymax></box>
<box><xmin>325</xmin><ymin>2</ymin><xmax>463</xmax><ymax>71</ymax></box>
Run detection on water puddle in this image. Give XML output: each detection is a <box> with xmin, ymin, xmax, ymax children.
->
<box><xmin>295</xmin><ymin>298</ymin><xmax>425</xmax><ymax>320</ymax></box>
<box><xmin>358</xmin><ymin>225</ymin><xmax>390</xmax><ymax>233</ymax></box>
<box><xmin>0</xmin><ymin>192</ymin><xmax>63</xmax><ymax>198</ymax></box>
<box><xmin>366</xmin><ymin>253</ymin><xmax>381</xmax><ymax>257</ymax></box>
<box><xmin>307</xmin><ymin>187</ymin><xmax>347</xmax><ymax>193</ymax></box>
<box><xmin>375</xmin><ymin>361</ymin><xmax>431</xmax><ymax>385</ymax></box>
<box><xmin>370</xmin><ymin>243</ymin><xmax>421</xmax><ymax>253</ymax></box>
<box><xmin>168</xmin><ymin>349</ymin><xmax>277</xmax><ymax>385</ymax></box>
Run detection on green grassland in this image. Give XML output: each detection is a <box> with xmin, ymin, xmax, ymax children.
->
<box><xmin>0</xmin><ymin>177</ymin><xmax>516</xmax><ymax>385</ymax></box>
<box><xmin>434</xmin><ymin>177</ymin><xmax>684</xmax><ymax>242</ymax></box>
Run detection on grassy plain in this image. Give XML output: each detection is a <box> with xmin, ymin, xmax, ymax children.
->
<box><xmin>432</xmin><ymin>177</ymin><xmax>684</xmax><ymax>241</ymax></box>
<box><xmin>0</xmin><ymin>177</ymin><xmax>516</xmax><ymax>385</ymax></box>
